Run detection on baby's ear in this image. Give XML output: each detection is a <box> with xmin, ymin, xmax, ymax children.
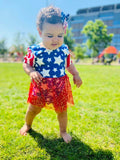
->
<box><xmin>37</xmin><ymin>27</ymin><xmax>42</xmax><ymax>36</ymax></box>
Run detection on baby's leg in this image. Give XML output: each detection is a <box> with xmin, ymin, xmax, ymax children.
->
<box><xmin>57</xmin><ymin>111</ymin><xmax>72</xmax><ymax>143</ymax></box>
<box><xmin>20</xmin><ymin>104</ymin><xmax>41</xmax><ymax>136</ymax></box>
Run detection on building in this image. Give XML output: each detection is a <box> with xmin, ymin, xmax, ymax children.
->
<box><xmin>69</xmin><ymin>3</ymin><xmax>120</xmax><ymax>51</ymax></box>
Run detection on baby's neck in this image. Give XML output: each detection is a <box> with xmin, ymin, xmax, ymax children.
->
<box><xmin>40</xmin><ymin>43</ymin><xmax>52</xmax><ymax>50</ymax></box>
<box><xmin>40</xmin><ymin>42</ymin><xmax>45</xmax><ymax>48</ymax></box>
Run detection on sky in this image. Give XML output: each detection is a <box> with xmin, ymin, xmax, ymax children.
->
<box><xmin>0</xmin><ymin>0</ymin><xmax>120</xmax><ymax>47</ymax></box>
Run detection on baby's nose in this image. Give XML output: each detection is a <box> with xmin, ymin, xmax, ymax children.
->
<box><xmin>53</xmin><ymin>37</ymin><xmax>59</xmax><ymax>42</ymax></box>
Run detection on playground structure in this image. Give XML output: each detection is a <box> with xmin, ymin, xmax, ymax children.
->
<box><xmin>93</xmin><ymin>46</ymin><xmax>119</xmax><ymax>65</ymax></box>
<box><xmin>98</xmin><ymin>46</ymin><xmax>118</xmax><ymax>58</ymax></box>
<box><xmin>8</xmin><ymin>45</ymin><xmax>24</xmax><ymax>62</ymax></box>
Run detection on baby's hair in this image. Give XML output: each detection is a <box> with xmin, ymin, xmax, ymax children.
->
<box><xmin>36</xmin><ymin>6</ymin><xmax>62</xmax><ymax>30</ymax></box>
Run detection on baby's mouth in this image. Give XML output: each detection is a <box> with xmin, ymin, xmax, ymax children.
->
<box><xmin>52</xmin><ymin>44</ymin><xmax>57</xmax><ymax>46</ymax></box>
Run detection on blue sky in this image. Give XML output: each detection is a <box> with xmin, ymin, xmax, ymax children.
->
<box><xmin>0</xmin><ymin>0</ymin><xmax>120</xmax><ymax>47</ymax></box>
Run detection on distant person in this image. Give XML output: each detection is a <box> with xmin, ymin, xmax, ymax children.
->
<box><xmin>101</xmin><ymin>55</ymin><xmax>105</xmax><ymax>64</ymax></box>
<box><xmin>118</xmin><ymin>52</ymin><xmax>120</xmax><ymax>63</ymax></box>
<box><xmin>20</xmin><ymin>6</ymin><xmax>82</xmax><ymax>143</ymax></box>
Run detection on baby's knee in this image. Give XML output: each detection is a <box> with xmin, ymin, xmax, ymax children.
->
<box><xmin>57</xmin><ymin>111</ymin><xmax>67</xmax><ymax>117</ymax></box>
<box><xmin>28</xmin><ymin>104</ymin><xmax>41</xmax><ymax>114</ymax></box>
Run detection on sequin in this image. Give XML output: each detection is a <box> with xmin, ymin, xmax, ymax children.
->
<box><xmin>27</xmin><ymin>75</ymin><xmax>74</xmax><ymax>112</ymax></box>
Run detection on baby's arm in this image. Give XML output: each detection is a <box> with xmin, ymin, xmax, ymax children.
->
<box><xmin>66</xmin><ymin>63</ymin><xmax>82</xmax><ymax>88</ymax></box>
<box><xmin>23</xmin><ymin>63</ymin><xmax>43</xmax><ymax>84</ymax></box>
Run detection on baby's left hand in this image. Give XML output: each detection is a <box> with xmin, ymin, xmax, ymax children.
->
<box><xmin>73</xmin><ymin>74</ymin><xmax>82</xmax><ymax>88</ymax></box>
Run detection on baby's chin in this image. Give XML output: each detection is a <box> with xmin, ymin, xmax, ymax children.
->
<box><xmin>46</xmin><ymin>44</ymin><xmax>60</xmax><ymax>50</ymax></box>
<box><xmin>42</xmin><ymin>42</ymin><xmax>62</xmax><ymax>50</ymax></box>
<box><xmin>50</xmin><ymin>44</ymin><xmax>59</xmax><ymax>50</ymax></box>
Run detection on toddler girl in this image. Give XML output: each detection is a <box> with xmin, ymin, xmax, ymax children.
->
<box><xmin>20</xmin><ymin>6</ymin><xmax>82</xmax><ymax>143</ymax></box>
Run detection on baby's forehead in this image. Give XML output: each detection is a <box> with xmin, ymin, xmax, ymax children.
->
<box><xmin>43</xmin><ymin>22</ymin><xmax>62</xmax><ymax>27</ymax></box>
<box><xmin>42</xmin><ymin>22</ymin><xmax>64</xmax><ymax>33</ymax></box>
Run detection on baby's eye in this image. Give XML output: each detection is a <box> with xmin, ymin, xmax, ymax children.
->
<box><xmin>48</xmin><ymin>35</ymin><xmax>53</xmax><ymax>38</ymax></box>
<box><xmin>58</xmin><ymin>35</ymin><xmax>63</xmax><ymax>38</ymax></box>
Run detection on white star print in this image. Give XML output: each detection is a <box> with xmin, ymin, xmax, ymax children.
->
<box><xmin>53</xmin><ymin>75</ymin><xmax>57</xmax><ymax>78</ymax></box>
<box><xmin>31</xmin><ymin>45</ymin><xmax>35</xmax><ymax>49</ymax></box>
<box><xmin>45</xmin><ymin>49</ymin><xmax>52</xmax><ymax>55</ymax></box>
<box><xmin>60</xmin><ymin>68</ymin><xmax>64</xmax><ymax>75</ymax></box>
<box><xmin>37</xmin><ymin>58</ymin><xmax>45</xmax><ymax>66</ymax></box>
<box><xmin>33</xmin><ymin>51</ymin><xmax>36</xmax><ymax>54</ymax></box>
<box><xmin>54</xmin><ymin>56</ymin><xmax>63</xmax><ymax>65</ymax></box>
<box><xmin>53</xmin><ymin>68</ymin><xmax>57</xmax><ymax>72</ymax></box>
<box><xmin>34</xmin><ymin>63</ymin><xmax>39</xmax><ymax>68</ymax></box>
<box><xmin>54</xmin><ymin>52</ymin><xmax>57</xmax><ymax>55</ymax></box>
<box><xmin>41</xmin><ymin>69</ymin><xmax>50</xmax><ymax>77</ymax></box>
<box><xmin>27</xmin><ymin>44</ymin><xmax>69</xmax><ymax>78</ymax></box>
<box><xmin>38</xmin><ymin>50</ymin><xmax>42</xmax><ymax>54</ymax></box>
<box><xmin>47</xmin><ymin>58</ymin><xmax>51</xmax><ymax>62</ymax></box>
<box><xmin>62</xmin><ymin>48</ymin><xmax>69</xmax><ymax>55</ymax></box>
<box><xmin>36</xmin><ymin>46</ymin><xmax>40</xmax><ymax>49</ymax></box>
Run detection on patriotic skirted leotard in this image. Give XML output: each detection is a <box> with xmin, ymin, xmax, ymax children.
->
<box><xmin>24</xmin><ymin>43</ymin><xmax>74</xmax><ymax>112</ymax></box>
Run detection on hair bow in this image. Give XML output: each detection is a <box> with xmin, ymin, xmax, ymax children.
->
<box><xmin>61</xmin><ymin>12</ymin><xmax>70</xmax><ymax>34</ymax></box>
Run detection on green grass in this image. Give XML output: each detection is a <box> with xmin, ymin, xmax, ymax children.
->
<box><xmin>0</xmin><ymin>63</ymin><xmax>120</xmax><ymax>160</ymax></box>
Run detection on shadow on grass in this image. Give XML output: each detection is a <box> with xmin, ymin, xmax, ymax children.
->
<box><xmin>29</xmin><ymin>129</ymin><xmax>114</xmax><ymax>160</ymax></box>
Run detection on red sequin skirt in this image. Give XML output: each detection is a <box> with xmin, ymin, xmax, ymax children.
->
<box><xmin>27</xmin><ymin>74</ymin><xmax>74</xmax><ymax>112</ymax></box>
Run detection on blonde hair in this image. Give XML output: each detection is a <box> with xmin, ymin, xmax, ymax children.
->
<box><xmin>36</xmin><ymin>6</ymin><xmax>62</xmax><ymax>30</ymax></box>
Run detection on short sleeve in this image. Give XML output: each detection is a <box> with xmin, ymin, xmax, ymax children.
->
<box><xmin>62</xmin><ymin>44</ymin><xmax>72</xmax><ymax>68</ymax></box>
<box><xmin>66</xmin><ymin>54</ymin><xmax>72</xmax><ymax>68</ymax></box>
<box><xmin>24</xmin><ymin>47</ymin><xmax>35</xmax><ymax>67</ymax></box>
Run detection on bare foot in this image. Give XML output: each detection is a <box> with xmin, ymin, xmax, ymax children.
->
<box><xmin>20</xmin><ymin>124</ymin><xmax>31</xmax><ymax>136</ymax></box>
<box><xmin>60</xmin><ymin>132</ymin><xmax>72</xmax><ymax>143</ymax></box>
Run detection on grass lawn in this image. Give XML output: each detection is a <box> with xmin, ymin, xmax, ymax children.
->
<box><xmin>0</xmin><ymin>63</ymin><xmax>120</xmax><ymax>160</ymax></box>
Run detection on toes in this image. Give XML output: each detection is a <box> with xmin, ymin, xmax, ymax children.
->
<box><xmin>61</xmin><ymin>133</ymin><xmax>72</xmax><ymax>143</ymax></box>
<box><xmin>20</xmin><ymin>129</ymin><xmax>27</xmax><ymax>136</ymax></box>
<box><xmin>20</xmin><ymin>124</ymin><xmax>31</xmax><ymax>136</ymax></box>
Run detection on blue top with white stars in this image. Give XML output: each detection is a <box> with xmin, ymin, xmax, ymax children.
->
<box><xmin>24</xmin><ymin>43</ymin><xmax>72</xmax><ymax>78</ymax></box>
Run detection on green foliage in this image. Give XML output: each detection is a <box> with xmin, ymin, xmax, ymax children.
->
<box><xmin>10</xmin><ymin>33</ymin><xmax>40</xmax><ymax>56</ymax></box>
<box><xmin>64</xmin><ymin>28</ymin><xmax>75</xmax><ymax>51</ymax></box>
<box><xmin>27</xmin><ymin>33</ymin><xmax>40</xmax><ymax>46</ymax></box>
<box><xmin>0</xmin><ymin>63</ymin><xmax>120</xmax><ymax>159</ymax></box>
<box><xmin>82</xmin><ymin>20</ymin><xmax>113</xmax><ymax>57</ymax></box>
<box><xmin>13</xmin><ymin>32</ymin><xmax>26</xmax><ymax>55</ymax></box>
<box><xmin>74</xmin><ymin>44</ymin><xmax>87</xmax><ymax>59</ymax></box>
<box><xmin>0</xmin><ymin>39</ymin><xmax>8</xmax><ymax>55</ymax></box>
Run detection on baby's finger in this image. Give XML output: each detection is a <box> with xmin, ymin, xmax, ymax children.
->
<box><xmin>76</xmin><ymin>82</ymin><xmax>80</xmax><ymax>88</ymax></box>
<box><xmin>34</xmin><ymin>72</ymin><xmax>42</xmax><ymax>82</ymax></box>
<box><xmin>73</xmin><ymin>77</ymin><xmax>76</xmax><ymax>85</ymax></box>
<box><xmin>34</xmin><ymin>72</ymin><xmax>42</xmax><ymax>79</ymax></box>
<box><xmin>31</xmin><ymin>76</ymin><xmax>39</xmax><ymax>84</ymax></box>
<box><xmin>36</xmin><ymin>77</ymin><xmax>42</xmax><ymax>83</ymax></box>
<box><xmin>78</xmin><ymin>81</ymin><xmax>82</xmax><ymax>87</ymax></box>
<box><xmin>76</xmin><ymin>80</ymin><xmax>82</xmax><ymax>88</ymax></box>
<box><xmin>37</xmin><ymin>73</ymin><xmax>43</xmax><ymax>80</ymax></box>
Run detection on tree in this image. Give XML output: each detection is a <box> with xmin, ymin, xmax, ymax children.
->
<box><xmin>27</xmin><ymin>33</ymin><xmax>39</xmax><ymax>46</ymax></box>
<box><xmin>13</xmin><ymin>32</ymin><xmax>26</xmax><ymax>55</ymax></box>
<box><xmin>0</xmin><ymin>39</ymin><xmax>7</xmax><ymax>55</ymax></box>
<box><xmin>82</xmin><ymin>20</ymin><xmax>113</xmax><ymax>57</ymax></box>
<box><xmin>64</xmin><ymin>28</ymin><xmax>75</xmax><ymax>51</ymax></box>
<box><xmin>74</xmin><ymin>44</ymin><xmax>86</xmax><ymax>60</ymax></box>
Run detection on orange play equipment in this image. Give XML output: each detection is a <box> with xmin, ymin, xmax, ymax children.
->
<box><xmin>98</xmin><ymin>46</ymin><xmax>118</xmax><ymax>58</ymax></box>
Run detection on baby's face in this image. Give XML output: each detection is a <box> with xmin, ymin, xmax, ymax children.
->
<box><xmin>39</xmin><ymin>22</ymin><xmax>64</xmax><ymax>50</ymax></box>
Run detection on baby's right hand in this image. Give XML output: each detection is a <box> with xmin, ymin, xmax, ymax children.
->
<box><xmin>29</xmin><ymin>71</ymin><xmax>43</xmax><ymax>84</ymax></box>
